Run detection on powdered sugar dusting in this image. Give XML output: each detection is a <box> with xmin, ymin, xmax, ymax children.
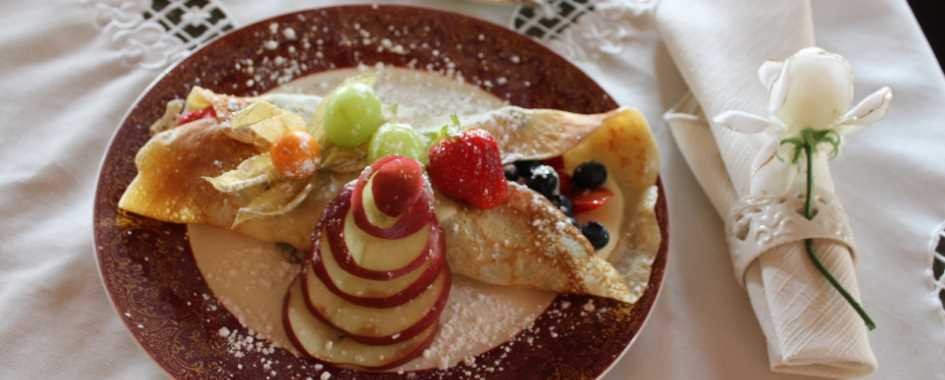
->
<box><xmin>398</xmin><ymin>276</ymin><xmax>552</xmax><ymax>372</ymax></box>
<box><xmin>274</xmin><ymin>67</ymin><xmax>503</xmax><ymax>133</ymax></box>
<box><xmin>233</xmin><ymin>13</ymin><xmax>529</xmax><ymax>100</ymax></box>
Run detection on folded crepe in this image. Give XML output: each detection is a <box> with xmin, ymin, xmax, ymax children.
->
<box><xmin>118</xmin><ymin>88</ymin><xmax>661</xmax><ymax>304</ymax></box>
<box><xmin>118</xmin><ymin>88</ymin><xmax>354</xmax><ymax>250</ymax></box>
<box><xmin>445</xmin><ymin>108</ymin><xmax>661</xmax><ymax>303</ymax></box>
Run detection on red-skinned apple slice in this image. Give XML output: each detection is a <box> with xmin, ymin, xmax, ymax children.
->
<box><xmin>351</xmin><ymin>156</ymin><xmax>432</xmax><ymax>239</ymax></box>
<box><xmin>371</xmin><ymin>156</ymin><xmax>424</xmax><ymax>217</ymax></box>
<box><xmin>339</xmin><ymin>206</ymin><xmax>431</xmax><ymax>272</ymax></box>
<box><xmin>301</xmin><ymin>265</ymin><xmax>450</xmax><ymax>345</ymax></box>
<box><xmin>310</xmin><ymin>222</ymin><xmax>445</xmax><ymax>307</ymax></box>
<box><xmin>283</xmin><ymin>276</ymin><xmax>438</xmax><ymax>370</ymax></box>
<box><xmin>319</xmin><ymin>186</ymin><xmax>434</xmax><ymax>281</ymax></box>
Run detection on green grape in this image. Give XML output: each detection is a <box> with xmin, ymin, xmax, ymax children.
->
<box><xmin>323</xmin><ymin>83</ymin><xmax>385</xmax><ymax>147</ymax></box>
<box><xmin>369</xmin><ymin>123</ymin><xmax>426</xmax><ymax>163</ymax></box>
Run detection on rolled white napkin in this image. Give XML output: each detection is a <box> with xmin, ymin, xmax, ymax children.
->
<box><xmin>656</xmin><ymin>0</ymin><xmax>877</xmax><ymax>378</ymax></box>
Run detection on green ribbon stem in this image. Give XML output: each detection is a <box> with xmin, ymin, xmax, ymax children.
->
<box><xmin>782</xmin><ymin>128</ymin><xmax>876</xmax><ymax>331</ymax></box>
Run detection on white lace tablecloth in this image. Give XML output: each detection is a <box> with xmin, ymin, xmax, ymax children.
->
<box><xmin>1</xmin><ymin>1</ymin><xmax>943</xmax><ymax>379</ymax></box>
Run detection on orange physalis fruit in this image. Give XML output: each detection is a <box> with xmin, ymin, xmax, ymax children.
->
<box><xmin>271</xmin><ymin>131</ymin><xmax>321</xmax><ymax>178</ymax></box>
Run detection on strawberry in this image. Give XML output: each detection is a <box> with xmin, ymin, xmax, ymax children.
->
<box><xmin>559</xmin><ymin>172</ymin><xmax>573</xmax><ymax>195</ymax></box>
<box><xmin>542</xmin><ymin>156</ymin><xmax>564</xmax><ymax>171</ymax></box>
<box><xmin>427</xmin><ymin>128</ymin><xmax>509</xmax><ymax>209</ymax></box>
<box><xmin>571</xmin><ymin>188</ymin><xmax>613</xmax><ymax>214</ymax></box>
<box><xmin>177</xmin><ymin>107</ymin><xmax>216</xmax><ymax>126</ymax></box>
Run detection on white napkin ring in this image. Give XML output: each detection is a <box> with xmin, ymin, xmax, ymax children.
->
<box><xmin>725</xmin><ymin>190</ymin><xmax>857</xmax><ymax>286</ymax></box>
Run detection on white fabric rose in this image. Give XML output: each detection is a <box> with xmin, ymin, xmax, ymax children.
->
<box><xmin>714</xmin><ymin>47</ymin><xmax>893</xmax><ymax>196</ymax></box>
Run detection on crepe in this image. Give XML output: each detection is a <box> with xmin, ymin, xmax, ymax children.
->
<box><xmin>118</xmin><ymin>88</ymin><xmax>353</xmax><ymax>250</ymax></box>
<box><xmin>118</xmin><ymin>88</ymin><xmax>660</xmax><ymax>303</ymax></box>
<box><xmin>444</xmin><ymin>108</ymin><xmax>661</xmax><ymax>303</ymax></box>
<box><xmin>462</xmin><ymin>106</ymin><xmax>606</xmax><ymax>163</ymax></box>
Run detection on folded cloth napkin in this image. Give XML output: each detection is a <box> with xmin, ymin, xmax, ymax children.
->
<box><xmin>655</xmin><ymin>0</ymin><xmax>877</xmax><ymax>378</ymax></box>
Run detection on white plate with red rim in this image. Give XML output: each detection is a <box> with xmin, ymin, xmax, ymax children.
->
<box><xmin>93</xmin><ymin>5</ymin><xmax>669</xmax><ymax>379</ymax></box>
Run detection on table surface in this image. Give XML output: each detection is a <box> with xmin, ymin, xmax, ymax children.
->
<box><xmin>910</xmin><ymin>0</ymin><xmax>945</xmax><ymax>66</ymax></box>
<box><xmin>1</xmin><ymin>1</ymin><xmax>944</xmax><ymax>380</ymax></box>
<box><xmin>908</xmin><ymin>0</ymin><xmax>945</xmax><ymax>305</ymax></box>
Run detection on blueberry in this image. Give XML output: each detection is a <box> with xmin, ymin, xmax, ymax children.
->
<box><xmin>525</xmin><ymin>164</ymin><xmax>559</xmax><ymax>197</ymax></box>
<box><xmin>580</xmin><ymin>221</ymin><xmax>610</xmax><ymax>250</ymax></box>
<box><xmin>514</xmin><ymin>160</ymin><xmax>541</xmax><ymax>176</ymax></box>
<box><xmin>573</xmin><ymin>161</ymin><xmax>607</xmax><ymax>189</ymax></box>
<box><xmin>504</xmin><ymin>163</ymin><xmax>518</xmax><ymax>181</ymax></box>
<box><xmin>551</xmin><ymin>194</ymin><xmax>574</xmax><ymax>217</ymax></box>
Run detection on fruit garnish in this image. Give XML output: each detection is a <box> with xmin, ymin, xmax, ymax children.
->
<box><xmin>551</xmin><ymin>193</ymin><xmax>574</xmax><ymax>218</ymax></box>
<box><xmin>325</xmin><ymin>184</ymin><xmax>436</xmax><ymax>279</ymax></box>
<box><xmin>369</xmin><ymin>123</ymin><xmax>427</xmax><ymax>163</ymax></box>
<box><xmin>176</xmin><ymin>107</ymin><xmax>216</xmax><ymax>125</ymax></box>
<box><xmin>227</xmin><ymin>101</ymin><xmax>308</xmax><ymax>149</ymax></box>
<box><xmin>558</xmin><ymin>172</ymin><xmax>573</xmax><ymax>195</ymax></box>
<box><xmin>525</xmin><ymin>164</ymin><xmax>559</xmax><ymax>198</ymax></box>
<box><xmin>203</xmin><ymin>154</ymin><xmax>275</xmax><ymax>193</ymax></box>
<box><xmin>323</xmin><ymin>82</ymin><xmax>385</xmax><ymax>147</ymax></box>
<box><xmin>371</xmin><ymin>156</ymin><xmax>424</xmax><ymax>217</ymax></box>
<box><xmin>270</xmin><ymin>131</ymin><xmax>321</xmax><ymax>178</ymax></box>
<box><xmin>352</xmin><ymin>158</ymin><xmax>433</xmax><ymax>239</ymax></box>
<box><xmin>513</xmin><ymin>160</ymin><xmax>540</xmax><ymax>177</ymax></box>
<box><xmin>300</xmin><ymin>264</ymin><xmax>450</xmax><ymax>345</ymax></box>
<box><xmin>543</xmin><ymin>156</ymin><xmax>564</xmax><ymax>171</ymax></box>
<box><xmin>427</xmin><ymin>128</ymin><xmax>509</xmax><ymax>209</ymax></box>
<box><xmin>571</xmin><ymin>188</ymin><xmax>613</xmax><ymax>214</ymax></box>
<box><xmin>184</xmin><ymin>86</ymin><xmax>214</xmax><ymax>110</ymax></box>
<box><xmin>421</xmin><ymin>114</ymin><xmax>462</xmax><ymax>148</ymax></box>
<box><xmin>282</xmin><ymin>278</ymin><xmax>439</xmax><ymax>369</ymax></box>
<box><xmin>572</xmin><ymin>160</ymin><xmax>607</xmax><ymax>189</ymax></box>
<box><xmin>580</xmin><ymin>221</ymin><xmax>610</xmax><ymax>250</ymax></box>
<box><xmin>503</xmin><ymin>163</ymin><xmax>518</xmax><ymax>181</ymax></box>
<box><xmin>311</xmin><ymin>226</ymin><xmax>444</xmax><ymax>307</ymax></box>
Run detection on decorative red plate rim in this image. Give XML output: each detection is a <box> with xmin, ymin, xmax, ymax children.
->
<box><xmin>92</xmin><ymin>5</ymin><xmax>669</xmax><ymax>379</ymax></box>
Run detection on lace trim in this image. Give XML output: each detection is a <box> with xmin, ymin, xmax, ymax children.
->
<box><xmin>511</xmin><ymin>0</ymin><xmax>654</xmax><ymax>61</ymax></box>
<box><xmin>932</xmin><ymin>221</ymin><xmax>945</xmax><ymax>307</ymax></box>
<box><xmin>725</xmin><ymin>190</ymin><xmax>857</xmax><ymax>286</ymax></box>
<box><xmin>80</xmin><ymin>0</ymin><xmax>234</xmax><ymax>70</ymax></box>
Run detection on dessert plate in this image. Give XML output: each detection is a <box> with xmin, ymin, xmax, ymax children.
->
<box><xmin>93</xmin><ymin>5</ymin><xmax>668</xmax><ymax>379</ymax></box>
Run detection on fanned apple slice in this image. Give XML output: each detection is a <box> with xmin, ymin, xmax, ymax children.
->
<box><xmin>283</xmin><ymin>277</ymin><xmax>437</xmax><ymax>370</ymax></box>
<box><xmin>337</xmin><ymin>206</ymin><xmax>432</xmax><ymax>272</ymax></box>
<box><xmin>318</xmin><ymin>186</ymin><xmax>434</xmax><ymax>280</ymax></box>
<box><xmin>302</xmin><ymin>265</ymin><xmax>450</xmax><ymax>345</ymax></box>
<box><xmin>311</xmin><ymin>223</ymin><xmax>445</xmax><ymax>307</ymax></box>
<box><xmin>351</xmin><ymin>156</ymin><xmax>433</xmax><ymax>239</ymax></box>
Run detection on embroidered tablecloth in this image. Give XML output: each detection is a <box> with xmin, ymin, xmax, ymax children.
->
<box><xmin>1</xmin><ymin>1</ymin><xmax>942</xmax><ymax>379</ymax></box>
